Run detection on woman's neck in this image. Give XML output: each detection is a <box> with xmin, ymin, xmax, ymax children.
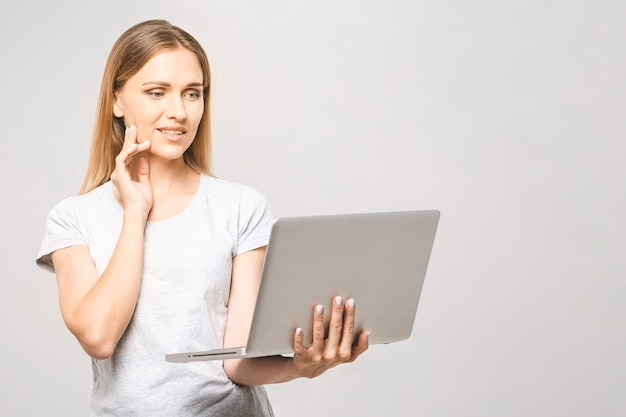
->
<box><xmin>144</xmin><ymin>155</ymin><xmax>195</xmax><ymax>194</ymax></box>
<box><xmin>139</xmin><ymin>154</ymin><xmax>201</xmax><ymax>221</ymax></box>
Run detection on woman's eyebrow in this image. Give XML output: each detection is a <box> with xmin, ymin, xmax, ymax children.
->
<box><xmin>141</xmin><ymin>81</ymin><xmax>204</xmax><ymax>87</ymax></box>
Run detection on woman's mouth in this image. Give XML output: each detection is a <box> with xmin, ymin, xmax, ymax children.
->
<box><xmin>158</xmin><ymin>129</ymin><xmax>185</xmax><ymax>135</ymax></box>
<box><xmin>157</xmin><ymin>128</ymin><xmax>187</xmax><ymax>141</ymax></box>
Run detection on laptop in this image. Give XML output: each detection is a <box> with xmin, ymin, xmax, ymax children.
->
<box><xmin>165</xmin><ymin>209</ymin><xmax>440</xmax><ymax>363</ymax></box>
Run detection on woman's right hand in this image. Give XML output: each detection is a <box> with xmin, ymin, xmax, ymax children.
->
<box><xmin>110</xmin><ymin>125</ymin><xmax>153</xmax><ymax>218</ymax></box>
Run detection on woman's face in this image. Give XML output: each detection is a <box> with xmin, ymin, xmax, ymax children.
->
<box><xmin>113</xmin><ymin>48</ymin><xmax>205</xmax><ymax>161</ymax></box>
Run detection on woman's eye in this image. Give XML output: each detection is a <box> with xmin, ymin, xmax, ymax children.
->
<box><xmin>147</xmin><ymin>90</ymin><xmax>164</xmax><ymax>98</ymax></box>
<box><xmin>185</xmin><ymin>91</ymin><xmax>200</xmax><ymax>100</ymax></box>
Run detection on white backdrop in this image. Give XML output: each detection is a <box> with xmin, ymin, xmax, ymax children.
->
<box><xmin>1</xmin><ymin>1</ymin><xmax>625</xmax><ymax>416</ymax></box>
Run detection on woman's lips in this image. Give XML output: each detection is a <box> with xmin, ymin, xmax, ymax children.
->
<box><xmin>157</xmin><ymin>128</ymin><xmax>187</xmax><ymax>142</ymax></box>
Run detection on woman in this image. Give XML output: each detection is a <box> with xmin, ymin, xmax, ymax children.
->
<box><xmin>36</xmin><ymin>19</ymin><xmax>369</xmax><ymax>416</ymax></box>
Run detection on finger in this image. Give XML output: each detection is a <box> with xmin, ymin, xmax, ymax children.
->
<box><xmin>112</xmin><ymin>144</ymin><xmax>138</xmax><ymax>184</ymax></box>
<box><xmin>311</xmin><ymin>304</ymin><xmax>325</xmax><ymax>353</ymax></box>
<box><xmin>114</xmin><ymin>132</ymin><xmax>139</xmax><ymax>166</ymax></box>
<box><xmin>123</xmin><ymin>143</ymin><xmax>140</xmax><ymax>162</ymax></box>
<box><xmin>324</xmin><ymin>296</ymin><xmax>345</xmax><ymax>355</ymax></box>
<box><xmin>137</xmin><ymin>157</ymin><xmax>150</xmax><ymax>184</ymax></box>
<box><xmin>136</xmin><ymin>139</ymin><xmax>151</xmax><ymax>153</ymax></box>
<box><xmin>115</xmin><ymin>130</ymin><xmax>149</xmax><ymax>172</ymax></box>
<box><xmin>293</xmin><ymin>327</ymin><xmax>305</xmax><ymax>355</ymax></box>
<box><xmin>348</xmin><ymin>330</ymin><xmax>370</xmax><ymax>362</ymax></box>
<box><xmin>337</xmin><ymin>298</ymin><xmax>356</xmax><ymax>357</ymax></box>
<box><xmin>123</xmin><ymin>124</ymin><xmax>138</xmax><ymax>149</ymax></box>
<box><xmin>120</xmin><ymin>126</ymin><xmax>142</xmax><ymax>163</ymax></box>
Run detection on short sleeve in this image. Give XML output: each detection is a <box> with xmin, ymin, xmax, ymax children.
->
<box><xmin>36</xmin><ymin>198</ymin><xmax>87</xmax><ymax>273</ymax></box>
<box><xmin>235</xmin><ymin>186</ymin><xmax>274</xmax><ymax>256</ymax></box>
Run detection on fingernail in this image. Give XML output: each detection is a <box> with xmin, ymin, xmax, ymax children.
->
<box><xmin>295</xmin><ymin>328</ymin><xmax>302</xmax><ymax>336</ymax></box>
<box><xmin>347</xmin><ymin>298</ymin><xmax>355</xmax><ymax>308</ymax></box>
<box><xmin>125</xmin><ymin>126</ymin><xmax>129</xmax><ymax>134</ymax></box>
<box><xmin>315</xmin><ymin>304</ymin><xmax>323</xmax><ymax>314</ymax></box>
<box><xmin>335</xmin><ymin>296</ymin><xmax>343</xmax><ymax>306</ymax></box>
<box><xmin>142</xmin><ymin>140</ymin><xmax>151</xmax><ymax>145</ymax></box>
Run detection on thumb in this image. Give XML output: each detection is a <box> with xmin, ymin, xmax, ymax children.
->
<box><xmin>137</xmin><ymin>157</ymin><xmax>150</xmax><ymax>184</ymax></box>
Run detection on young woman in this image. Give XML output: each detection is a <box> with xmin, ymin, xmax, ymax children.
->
<box><xmin>36</xmin><ymin>19</ymin><xmax>369</xmax><ymax>416</ymax></box>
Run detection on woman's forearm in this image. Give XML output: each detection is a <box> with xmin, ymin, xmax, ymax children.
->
<box><xmin>223</xmin><ymin>356</ymin><xmax>301</xmax><ymax>386</ymax></box>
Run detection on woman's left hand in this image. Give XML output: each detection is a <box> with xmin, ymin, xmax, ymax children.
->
<box><xmin>292</xmin><ymin>296</ymin><xmax>370</xmax><ymax>378</ymax></box>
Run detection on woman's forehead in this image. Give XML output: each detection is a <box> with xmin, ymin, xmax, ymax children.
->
<box><xmin>131</xmin><ymin>49</ymin><xmax>204</xmax><ymax>85</ymax></box>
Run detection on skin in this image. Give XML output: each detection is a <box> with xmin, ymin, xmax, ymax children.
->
<box><xmin>51</xmin><ymin>48</ymin><xmax>369</xmax><ymax>384</ymax></box>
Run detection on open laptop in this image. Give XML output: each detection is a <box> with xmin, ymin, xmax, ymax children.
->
<box><xmin>165</xmin><ymin>209</ymin><xmax>440</xmax><ymax>363</ymax></box>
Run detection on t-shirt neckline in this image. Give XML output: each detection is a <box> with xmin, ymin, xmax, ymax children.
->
<box><xmin>106</xmin><ymin>174</ymin><xmax>206</xmax><ymax>225</ymax></box>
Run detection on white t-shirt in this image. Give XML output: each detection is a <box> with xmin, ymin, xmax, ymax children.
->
<box><xmin>37</xmin><ymin>175</ymin><xmax>275</xmax><ymax>416</ymax></box>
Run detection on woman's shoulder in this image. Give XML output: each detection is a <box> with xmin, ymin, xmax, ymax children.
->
<box><xmin>199</xmin><ymin>175</ymin><xmax>268</xmax><ymax>203</ymax></box>
<box><xmin>197</xmin><ymin>175</ymin><xmax>272</xmax><ymax>225</ymax></box>
<box><xmin>48</xmin><ymin>181</ymin><xmax>117</xmax><ymax>219</ymax></box>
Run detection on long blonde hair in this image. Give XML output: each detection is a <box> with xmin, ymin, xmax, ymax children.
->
<box><xmin>80</xmin><ymin>19</ymin><xmax>212</xmax><ymax>194</ymax></box>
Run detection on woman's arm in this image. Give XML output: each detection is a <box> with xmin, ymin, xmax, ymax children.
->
<box><xmin>52</xmin><ymin>126</ymin><xmax>152</xmax><ymax>360</ymax></box>
<box><xmin>52</xmin><ymin>209</ymin><xmax>147</xmax><ymax>359</ymax></box>
<box><xmin>222</xmin><ymin>247</ymin><xmax>369</xmax><ymax>385</ymax></box>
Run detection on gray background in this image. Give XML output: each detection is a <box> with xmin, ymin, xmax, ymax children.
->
<box><xmin>2</xmin><ymin>1</ymin><xmax>624</xmax><ymax>416</ymax></box>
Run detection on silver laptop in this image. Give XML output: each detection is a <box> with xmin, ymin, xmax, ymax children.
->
<box><xmin>165</xmin><ymin>209</ymin><xmax>440</xmax><ymax>363</ymax></box>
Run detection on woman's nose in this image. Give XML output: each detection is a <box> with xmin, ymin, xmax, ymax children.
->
<box><xmin>165</xmin><ymin>96</ymin><xmax>187</xmax><ymax>121</ymax></box>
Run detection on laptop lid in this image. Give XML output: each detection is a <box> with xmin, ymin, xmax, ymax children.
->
<box><xmin>165</xmin><ymin>209</ymin><xmax>439</xmax><ymax>362</ymax></box>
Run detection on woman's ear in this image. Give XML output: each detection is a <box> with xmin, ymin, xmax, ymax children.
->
<box><xmin>112</xmin><ymin>93</ymin><xmax>124</xmax><ymax>118</ymax></box>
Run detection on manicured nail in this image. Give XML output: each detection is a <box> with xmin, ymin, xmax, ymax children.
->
<box><xmin>315</xmin><ymin>304</ymin><xmax>323</xmax><ymax>314</ymax></box>
<box><xmin>335</xmin><ymin>296</ymin><xmax>343</xmax><ymax>306</ymax></box>
<box><xmin>141</xmin><ymin>140</ymin><xmax>151</xmax><ymax>145</ymax></box>
<box><xmin>295</xmin><ymin>328</ymin><xmax>302</xmax><ymax>336</ymax></box>
<box><xmin>347</xmin><ymin>298</ymin><xmax>355</xmax><ymax>308</ymax></box>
